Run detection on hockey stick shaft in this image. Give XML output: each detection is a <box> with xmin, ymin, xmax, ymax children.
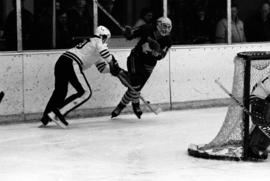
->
<box><xmin>94</xmin><ymin>0</ymin><xmax>125</xmax><ymax>31</ymax></box>
<box><xmin>117</xmin><ymin>74</ymin><xmax>158</xmax><ymax>115</ymax></box>
<box><xmin>215</xmin><ymin>79</ymin><xmax>252</xmax><ymax>116</ymax></box>
<box><xmin>215</xmin><ymin>80</ymin><xmax>270</xmax><ymax>140</ymax></box>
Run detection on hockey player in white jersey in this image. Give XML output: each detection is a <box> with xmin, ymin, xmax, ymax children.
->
<box><xmin>40</xmin><ymin>26</ymin><xmax>121</xmax><ymax>128</ymax></box>
<box><xmin>249</xmin><ymin>76</ymin><xmax>270</xmax><ymax>159</ymax></box>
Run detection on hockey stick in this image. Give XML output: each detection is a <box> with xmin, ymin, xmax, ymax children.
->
<box><xmin>215</xmin><ymin>79</ymin><xmax>270</xmax><ymax>148</ymax></box>
<box><xmin>94</xmin><ymin>0</ymin><xmax>125</xmax><ymax>32</ymax></box>
<box><xmin>117</xmin><ymin>73</ymin><xmax>159</xmax><ymax>115</ymax></box>
<box><xmin>214</xmin><ymin>79</ymin><xmax>252</xmax><ymax>116</ymax></box>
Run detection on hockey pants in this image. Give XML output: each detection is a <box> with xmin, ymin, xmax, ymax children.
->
<box><xmin>42</xmin><ymin>54</ymin><xmax>92</xmax><ymax>118</ymax></box>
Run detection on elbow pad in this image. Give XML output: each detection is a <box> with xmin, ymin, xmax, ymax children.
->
<box><xmin>96</xmin><ymin>62</ymin><xmax>110</xmax><ymax>73</ymax></box>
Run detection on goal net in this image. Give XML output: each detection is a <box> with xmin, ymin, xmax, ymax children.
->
<box><xmin>188</xmin><ymin>51</ymin><xmax>270</xmax><ymax>161</ymax></box>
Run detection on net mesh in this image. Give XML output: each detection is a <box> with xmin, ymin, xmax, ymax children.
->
<box><xmin>188</xmin><ymin>51</ymin><xmax>270</xmax><ymax>160</ymax></box>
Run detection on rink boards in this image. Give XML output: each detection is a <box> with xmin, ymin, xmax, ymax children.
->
<box><xmin>1</xmin><ymin>43</ymin><xmax>270</xmax><ymax>123</ymax></box>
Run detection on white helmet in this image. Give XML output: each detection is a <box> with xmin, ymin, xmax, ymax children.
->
<box><xmin>95</xmin><ymin>25</ymin><xmax>111</xmax><ymax>43</ymax></box>
<box><xmin>156</xmin><ymin>17</ymin><xmax>172</xmax><ymax>36</ymax></box>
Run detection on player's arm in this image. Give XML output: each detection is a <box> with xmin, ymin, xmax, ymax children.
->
<box><xmin>96</xmin><ymin>41</ymin><xmax>121</xmax><ymax>76</ymax></box>
<box><xmin>95</xmin><ymin>59</ymin><xmax>110</xmax><ymax>74</ymax></box>
<box><xmin>123</xmin><ymin>24</ymin><xmax>149</xmax><ymax>40</ymax></box>
<box><xmin>95</xmin><ymin>55</ymin><xmax>121</xmax><ymax>76</ymax></box>
<box><xmin>154</xmin><ymin>46</ymin><xmax>170</xmax><ymax>60</ymax></box>
<box><xmin>152</xmin><ymin>38</ymin><xmax>172</xmax><ymax>60</ymax></box>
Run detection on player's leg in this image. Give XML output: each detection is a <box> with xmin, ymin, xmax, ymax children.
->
<box><xmin>248</xmin><ymin>96</ymin><xmax>270</xmax><ymax>159</ymax></box>
<box><xmin>57</xmin><ymin>60</ymin><xmax>92</xmax><ymax>120</ymax></box>
<box><xmin>130</xmin><ymin>84</ymin><xmax>143</xmax><ymax>119</ymax></box>
<box><xmin>111</xmin><ymin>87</ymin><xmax>140</xmax><ymax>118</ymax></box>
<box><xmin>111</xmin><ymin>53</ymin><xmax>140</xmax><ymax>118</ymax></box>
<box><xmin>40</xmin><ymin>56</ymin><xmax>69</xmax><ymax>126</ymax></box>
<box><xmin>248</xmin><ymin>126</ymin><xmax>270</xmax><ymax>159</ymax></box>
<box><xmin>129</xmin><ymin>62</ymin><xmax>154</xmax><ymax>119</ymax></box>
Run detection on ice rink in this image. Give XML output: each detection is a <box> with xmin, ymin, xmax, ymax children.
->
<box><xmin>1</xmin><ymin>107</ymin><xmax>270</xmax><ymax>181</ymax></box>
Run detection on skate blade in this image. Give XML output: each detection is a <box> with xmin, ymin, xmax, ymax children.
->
<box><xmin>135</xmin><ymin>113</ymin><xmax>142</xmax><ymax>119</ymax></box>
<box><xmin>38</xmin><ymin>124</ymin><xmax>47</xmax><ymax>128</ymax></box>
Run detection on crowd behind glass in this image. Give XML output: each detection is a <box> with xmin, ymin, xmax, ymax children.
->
<box><xmin>0</xmin><ymin>0</ymin><xmax>270</xmax><ymax>51</ymax></box>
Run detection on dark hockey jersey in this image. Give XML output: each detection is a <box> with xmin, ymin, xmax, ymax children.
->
<box><xmin>130</xmin><ymin>24</ymin><xmax>172</xmax><ymax>66</ymax></box>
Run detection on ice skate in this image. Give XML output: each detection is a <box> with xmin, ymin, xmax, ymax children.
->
<box><xmin>40</xmin><ymin>115</ymin><xmax>50</xmax><ymax>127</ymax></box>
<box><xmin>249</xmin><ymin>146</ymin><xmax>268</xmax><ymax>160</ymax></box>
<box><xmin>111</xmin><ymin>103</ymin><xmax>126</xmax><ymax>118</ymax></box>
<box><xmin>48</xmin><ymin>110</ymin><xmax>68</xmax><ymax>129</ymax></box>
<box><xmin>132</xmin><ymin>102</ymin><xmax>142</xmax><ymax>119</ymax></box>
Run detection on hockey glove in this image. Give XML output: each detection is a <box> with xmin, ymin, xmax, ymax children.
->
<box><xmin>123</xmin><ymin>26</ymin><xmax>133</xmax><ymax>40</ymax></box>
<box><xmin>266</xmin><ymin>94</ymin><xmax>270</xmax><ymax>102</ymax></box>
<box><xmin>109</xmin><ymin>55</ymin><xmax>121</xmax><ymax>76</ymax></box>
<box><xmin>147</xmin><ymin>37</ymin><xmax>161</xmax><ymax>52</ymax></box>
<box><xmin>250</xmin><ymin>97</ymin><xmax>270</xmax><ymax>126</ymax></box>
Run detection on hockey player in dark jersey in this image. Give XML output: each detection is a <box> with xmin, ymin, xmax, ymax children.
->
<box><xmin>40</xmin><ymin>26</ymin><xmax>121</xmax><ymax>128</ymax></box>
<box><xmin>111</xmin><ymin>17</ymin><xmax>172</xmax><ymax>119</ymax></box>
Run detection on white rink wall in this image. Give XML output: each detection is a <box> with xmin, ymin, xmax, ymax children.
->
<box><xmin>1</xmin><ymin>43</ymin><xmax>270</xmax><ymax>123</ymax></box>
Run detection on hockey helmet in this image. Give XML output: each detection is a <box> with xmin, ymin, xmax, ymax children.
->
<box><xmin>156</xmin><ymin>17</ymin><xmax>172</xmax><ymax>36</ymax></box>
<box><xmin>95</xmin><ymin>25</ymin><xmax>111</xmax><ymax>43</ymax></box>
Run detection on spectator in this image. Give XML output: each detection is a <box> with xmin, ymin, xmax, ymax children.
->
<box><xmin>245</xmin><ymin>2</ymin><xmax>270</xmax><ymax>42</ymax></box>
<box><xmin>189</xmin><ymin>7</ymin><xmax>213</xmax><ymax>44</ymax></box>
<box><xmin>215</xmin><ymin>4</ymin><xmax>246</xmax><ymax>43</ymax></box>
<box><xmin>67</xmin><ymin>0</ymin><xmax>93</xmax><ymax>45</ymax></box>
<box><xmin>56</xmin><ymin>10</ymin><xmax>72</xmax><ymax>49</ymax></box>
<box><xmin>133</xmin><ymin>7</ymin><xmax>154</xmax><ymax>28</ymax></box>
<box><xmin>31</xmin><ymin>2</ymin><xmax>53</xmax><ymax>49</ymax></box>
<box><xmin>3</xmin><ymin>0</ymin><xmax>34</xmax><ymax>50</ymax></box>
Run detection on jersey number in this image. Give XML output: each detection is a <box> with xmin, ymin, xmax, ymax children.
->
<box><xmin>76</xmin><ymin>39</ymin><xmax>90</xmax><ymax>49</ymax></box>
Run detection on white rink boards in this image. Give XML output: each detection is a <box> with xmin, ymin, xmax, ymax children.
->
<box><xmin>1</xmin><ymin>44</ymin><xmax>270</xmax><ymax>123</ymax></box>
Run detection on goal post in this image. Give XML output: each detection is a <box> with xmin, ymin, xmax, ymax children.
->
<box><xmin>188</xmin><ymin>51</ymin><xmax>270</xmax><ymax>161</ymax></box>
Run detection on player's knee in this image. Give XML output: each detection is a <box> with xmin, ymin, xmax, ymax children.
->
<box><xmin>249</xmin><ymin>126</ymin><xmax>270</xmax><ymax>150</ymax></box>
<box><xmin>84</xmin><ymin>89</ymin><xmax>92</xmax><ymax>100</ymax></box>
<box><xmin>78</xmin><ymin>89</ymin><xmax>92</xmax><ymax>100</ymax></box>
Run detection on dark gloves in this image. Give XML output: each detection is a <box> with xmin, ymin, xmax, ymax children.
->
<box><xmin>266</xmin><ymin>94</ymin><xmax>270</xmax><ymax>102</ymax></box>
<box><xmin>109</xmin><ymin>55</ymin><xmax>121</xmax><ymax>76</ymax></box>
<box><xmin>147</xmin><ymin>37</ymin><xmax>161</xmax><ymax>52</ymax></box>
<box><xmin>123</xmin><ymin>26</ymin><xmax>133</xmax><ymax>40</ymax></box>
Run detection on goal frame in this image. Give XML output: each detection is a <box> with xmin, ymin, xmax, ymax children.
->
<box><xmin>188</xmin><ymin>51</ymin><xmax>270</xmax><ymax>161</ymax></box>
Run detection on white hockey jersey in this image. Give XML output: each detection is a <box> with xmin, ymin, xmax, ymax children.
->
<box><xmin>67</xmin><ymin>36</ymin><xmax>112</xmax><ymax>72</ymax></box>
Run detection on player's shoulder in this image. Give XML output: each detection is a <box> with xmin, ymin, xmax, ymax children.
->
<box><xmin>140</xmin><ymin>23</ymin><xmax>156</xmax><ymax>32</ymax></box>
<box><xmin>134</xmin><ymin>23</ymin><xmax>155</xmax><ymax>35</ymax></box>
<box><xmin>160</xmin><ymin>35</ymin><xmax>172</xmax><ymax>47</ymax></box>
<box><xmin>90</xmin><ymin>35</ymin><xmax>102</xmax><ymax>43</ymax></box>
<box><xmin>90</xmin><ymin>35</ymin><xmax>104</xmax><ymax>47</ymax></box>
<box><xmin>91</xmin><ymin>35</ymin><xmax>109</xmax><ymax>50</ymax></box>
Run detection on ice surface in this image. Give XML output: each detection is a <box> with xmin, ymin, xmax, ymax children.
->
<box><xmin>0</xmin><ymin>107</ymin><xmax>269</xmax><ymax>181</ymax></box>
